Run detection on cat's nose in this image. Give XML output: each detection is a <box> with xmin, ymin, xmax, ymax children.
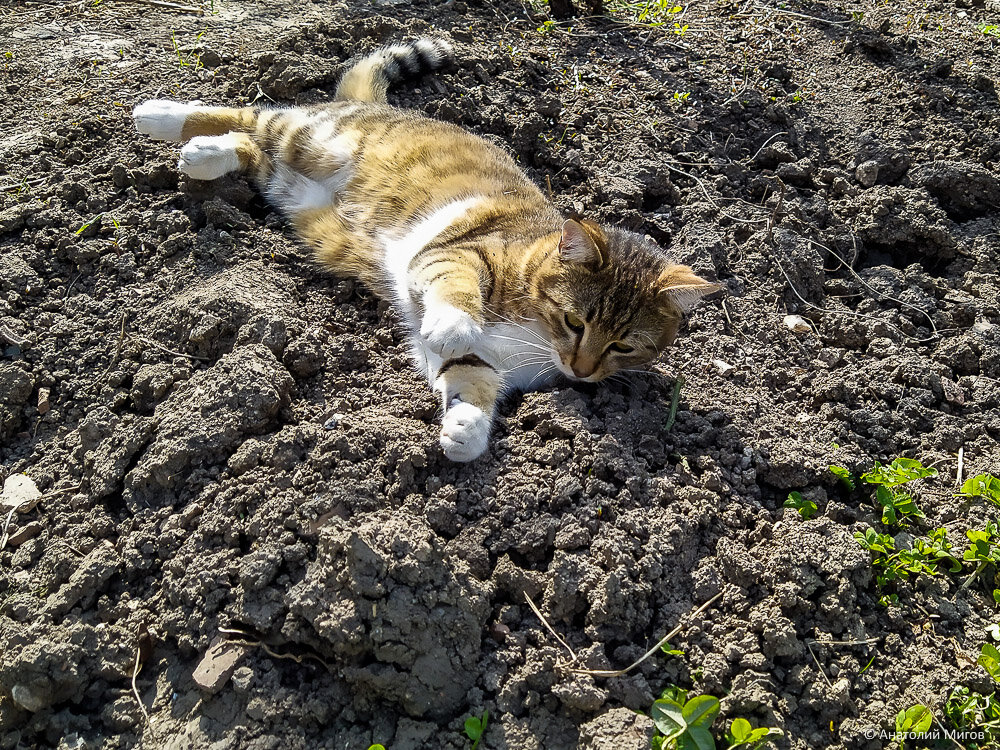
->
<box><xmin>571</xmin><ymin>357</ymin><xmax>597</xmax><ymax>379</ymax></box>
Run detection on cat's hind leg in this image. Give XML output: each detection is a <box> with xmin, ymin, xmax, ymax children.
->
<box><xmin>434</xmin><ymin>355</ymin><xmax>500</xmax><ymax>462</ymax></box>
<box><xmin>178</xmin><ymin>133</ymin><xmax>267</xmax><ymax>181</ymax></box>
<box><xmin>133</xmin><ymin>100</ymin><xmax>256</xmax><ymax>142</ymax></box>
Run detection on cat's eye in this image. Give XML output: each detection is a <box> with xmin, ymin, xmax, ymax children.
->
<box><xmin>609</xmin><ymin>342</ymin><xmax>634</xmax><ymax>354</ymax></box>
<box><xmin>564</xmin><ymin>312</ymin><xmax>585</xmax><ymax>332</ymax></box>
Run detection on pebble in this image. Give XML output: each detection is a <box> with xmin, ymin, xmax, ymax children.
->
<box><xmin>783</xmin><ymin>315</ymin><xmax>812</xmax><ymax>333</ymax></box>
<box><xmin>0</xmin><ymin>473</ymin><xmax>42</xmax><ymax>511</ymax></box>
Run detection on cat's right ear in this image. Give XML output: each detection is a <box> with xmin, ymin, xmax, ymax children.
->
<box><xmin>656</xmin><ymin>265</ymin><xmax>720</xmax><ymax>312</ymax></box>
<box><xmin>558</xmin><ymin>219</ymin><xmax>606</xmax><ymax>267</ymax></box>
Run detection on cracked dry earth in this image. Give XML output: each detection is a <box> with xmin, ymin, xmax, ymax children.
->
<box><xmin>1</xmin><ymin>0</ymin><xmax>999</xmax><ymax>748</ymax></box>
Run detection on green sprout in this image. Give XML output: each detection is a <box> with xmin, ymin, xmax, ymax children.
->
<box><xmin>784</xmin><ymin>491</ymin><xmax>817</xmax><ymax>520</ymax></box>
<box><xmin>829</xmin><ymin>464</ymin><xmax>855</xmax><ymax>490</ymax></box>
<box><xmin>464</xmin><ymin>709</ymin><xmax>488</xmax><ymax>750</ymax></box>
<box><xmin>895</xmin><ymin>704</ymin><xmax>933</xmax><ymax>734</ymax></box>
<box><xmin>75</xmin><ymin>214</ymin><xmax>103</xmax><ymax>235</ymax></box>
<box><xmin>861</xmin><ymin>457</ymin><xmax>938</xmax><ymax>487</ymax></box>
<box><xmin>963</xmin><ymin>522</ymin><xmax>1000</xmax><ymax>590</ymax></box>
<box><xmin>957</xmin><ymin>473</ymin><xmax>1000</xmax><ymax>507</ymax></box>
<box><xmin>724</xmin><ymin>717</ymin><xmax>783</xmax><ymax>749</ymax></box>
<box><xmin>854</xmin><ymin>526</ymin><xmax>961</xmax><ymax>592</ymax></box>
<box><xmin>651</xmin><ymin>687</ymin><xmax>720</xmax><ymax>750</ymax></box>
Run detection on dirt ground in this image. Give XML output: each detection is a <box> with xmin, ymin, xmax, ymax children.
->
<box><xmin>1</xmin><ymin>0</ymin><xmax>999</xmax><ymax>747</ymax></box>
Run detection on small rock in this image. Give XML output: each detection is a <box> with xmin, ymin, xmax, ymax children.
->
<box><xmin>11</xmin><ymin>684</ymin><xmax>47</xmax><ymax>713</ymax></box>
<box><xmin>713</xmin><ymin>359</ymin><xmax>736</xmax><ymax>376</ymax></box>
<box><xmin>783</xmin><ymin>315</ymin><xmax>812</xmax><ymax>333</ymax></box>
<box><xmin>36</xmin><ymin>387</ymin><xmax>50</xmax><ymax>415</ymax></box>
<box><xmin>855</xmin><ymin>160</ymin><xmax>880</xmax><ymax>187</ymax></box>
<box><xmin>5</xmin><ymin>521</ymin><xmax>42</xmax><ymax>547</ymax></box>
<box><xmin>193</xmin><ymin>638</ymin><xmax>249</xmax><ymax>693</ymax></box>
<box><xmin>0</xmin><ymin>473</ymin><xmax>42</xmax><ymax>511</ymax></box>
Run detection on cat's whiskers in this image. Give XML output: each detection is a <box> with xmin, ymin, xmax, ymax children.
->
<box><xmin>485</xmin><ymin>309</ymin><xmax>552</xmax><ymax>347</ymax></box>
<box><xmin>487</xmin><ymin>333</ymin><xmax>554</xmax><ymax>353</ymax></box>
<box><xmin>527</xmin><ymin>364</ymin><xmax>558</xmax><ymax>388</ymax></box>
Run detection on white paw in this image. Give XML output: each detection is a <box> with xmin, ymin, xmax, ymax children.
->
<box><xmin>440</xmin><ymin>401</ymin><xmax>490</xmax><ymax>462</ymax></box>
<box><xmin>133</xmin><ymin>99</ymin><xmax>196</xmax><ymax>141</ymax></box>
<box><xmin>178</xmin><ymin>135</ymin><xmax>241</xmax><ymax>180</ymax></box>
<box><xmin>420</xmin><ymin>304</ymin><xmax>483</xmax><ymax>359</ymax></box>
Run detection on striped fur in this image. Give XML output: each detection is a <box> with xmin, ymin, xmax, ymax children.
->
<box><xmin>335</xmin><ymin>38</ymin><xmax>454</xmax><ymax>103</ymax></box>
<box><xmin>132</xmin><ymin>38</ymin><xmax>718</xmax><ymax>462</ymax></box>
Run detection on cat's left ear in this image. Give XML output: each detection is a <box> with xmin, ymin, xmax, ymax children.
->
<box><xmin>657</xmin><ymin>265</ymin><xmax>721</xmax><ymax>312</ymax></box>
<box><xmin>559</xmin><ymin>219</ymin><xmax>608</xmax><ymax>267</ymax></box>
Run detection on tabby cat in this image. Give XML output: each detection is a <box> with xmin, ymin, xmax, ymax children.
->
<box><xmin>132</xmin><ymin>38</ymin><xmax>718</xmax><ymax>462</ymax></box>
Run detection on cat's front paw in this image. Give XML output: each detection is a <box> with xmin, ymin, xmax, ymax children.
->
<box><xmin>179</xmin><ymin>135</ymin><xmax>241</xmax><ymax>180</ymax></box>
<box><xmin>420</xmin><ymin>304</ymin><xmax>483</xmax><ymax>359</ymax></box>
<box><xmin>133</xmin><ymin>100</ymin><xmax>196</xmax><ymax>141</ymax></box>
<box><xmin>440</xmin><ymin>401</ymin><xmax>490</xmax><ymax>462</ymax></box>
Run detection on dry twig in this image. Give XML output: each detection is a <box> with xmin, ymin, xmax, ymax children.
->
<box><xmin>571</xmin><ymin>592</ymin><xmax>723</xmax><ymax>677</ymax></box>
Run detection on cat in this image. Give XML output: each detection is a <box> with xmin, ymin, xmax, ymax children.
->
<box><xmin>132</xmin><ymin>38</ymin><xmax>719</xmax><ymax>462</ymax></box>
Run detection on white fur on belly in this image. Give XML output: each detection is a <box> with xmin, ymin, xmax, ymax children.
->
<box><xmin>382</xmin><ymin>197</ymin><xmax>482</xmax><ymax>317</ymax></box>
<box><xmin>266</xmin><ymin>164</ymin><xmax>352</xmax><ymax>216</ymax></box>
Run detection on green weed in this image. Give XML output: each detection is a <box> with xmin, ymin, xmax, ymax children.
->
<box><xmin>862</xmin><ymin>457</ymin><xmax>938</xmax><ymax>488</ymax></box>
<box><xmin>854</xmin><ymin>526</ymin><xmax>961</xmax><ymax>590</ymax></box>
<box><xmin>605</xmin><ymin>0</ymin><xmax>683</xmax><ymax>27</ymax></box>
<box><xmin>464</xmin><ymin>709</ymin><xmax>488</xmax><ymax>750</ymax></box>
<box><xmin>945</xmin><ymin>686</ymin><xmax>1000</xmax><ymax>739</ymax></box>
<box><xmin>963</xmin><ymin>521</ymin><xmax>1000</xmax><ymax>591</ymax></box>
<box><xmin>895</xmin><ymin>704</ymin><xmax>932</xmax><ymax>734</ymax></box>
<box><xmin>75</xmin><ymin>214</ymin><xmax>103</xmax><ymax>235</ymax></box>
<box><xmin>783</xmin><ymin>491</ymin><xmax>817</xmax><ymax>520</ymax></box>
<box><xmin>979</xmin><ymin>22</ymin><xmax>1000</xmax><ymax>37</ymax></box>
<box><xmin>724</xmin><ymin>717</ymin><xmax>783</xmax><ymax>749</ymax></box>
<box><xmin>650</xmin><ymin>687</ymin><xmax>719</xmax><ymax>750</ymax></box>
<box><xmin>957</xmin><ymin>473</ymin><xmax>1000</xmax><ymax>507</ymax></box>
<box><xmin>829</xmin><ymin>464</ymin><xmax>855</xmax><ymax>490</ymax></box>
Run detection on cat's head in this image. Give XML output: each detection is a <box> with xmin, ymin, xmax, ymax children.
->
<box><xmin>531</xmin><ymin>218</ymin><xmax>718</xmax><ymax>382</ymax></box>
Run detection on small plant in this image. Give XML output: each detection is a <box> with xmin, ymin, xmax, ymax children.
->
<box><xmin>980</xmin><ymin>643</ymin><xmax>1000</xmax><ymax>683</ymax></box>
<box><xmin>673</xmin><ymin>22</ymin><xmax>689</xmax><ymax>35</ymax></box>
<box><xmin>872</xmin><ymin>484</ymin><xmax>923</xmax><ymax>526</ymax></box>
<box><xmin>537</xmin><ymin>19</ymin><xmax>557</xmax><ymax>34</ymax></box>
<box><xmin>171</xmin><ymin>31</ymin><xmax>204</xmax><ymax>69</ymax></box>
<box><xmin>75</xmin><ymin>214</ymin><xmax>103</xmax><ymax>236</ymax></box>
<box><xmin>784</xmin><ymin>491</ymin><xmax>817</xmax><ymax>520</ymax></box>
<box><xmin>963</xmin><ymin>521</ymin><xmax>1000</xmax><ymax>590</ymax></box>
<box><xmin>367</xmin><ymin>745</ymin><xmax>387</xmax><ymax>750</ymax></box>
<box><xmin>944</xmin><ymin>686</ymin><xmax>1000</xmax><ymax>737</ymax></box>
<box><xmin>895</xmin><ymin>704</ymin><xmax>933</xmax><ymax>733</ymax></box>
<box><xmin>724</xmin><ymin>717</ymin><xmax>783</xmax><ymax>749</ymax></box>
<box><xmin>660</xmin><ymin>641</ymin><xmax>685</xmax><ymax>657</ymax></box>
<box><xmin>672</xmin><ymin>91</ymin><xmax>691</xmax><ymax>101</ymax></box>
<box><xmin>861</xmin><ymin>457</ymin><xmax>938</xmax><ymax>488</ymax></box>
<box><xmin>605</xmin><ymin>0</ymin><xmax>683</xmax><ymax>27</ymax></box>
<box><xmin>650</xmin><ymin>687</ymin><xmax>720</xmax><ymax>750</ymax></box>
<box><xmin>464</xmin><ymin>709</ymin><xmax>488</xmax><ymax>750</ymax></box>
<box><xmin>854</xmin><ymin>526</ymin><xmax>961</xmax><ymax>590</ymax></box>
<box><xmin>829</xmin><ymin>465</ymin><xmax>855</xmax><ymax>490</ymax></box>
<box><xmin>957</xmin><ymin>473</ymin><xmax>1000</xmax><ymax>507</ymax></box>
<box><xmin>979</xmin><ymin>22</ymin><xmax>1000</xmax><ymax>37</ymax></box>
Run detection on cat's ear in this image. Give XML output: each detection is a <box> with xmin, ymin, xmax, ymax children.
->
<box><xmin>657</xmin><ymin>265</ymin><xmax>720</xmax><ymax>312</ymax></box>
<box><xmin>559</xmin><ymin>219</ymin><xmax>607</xmax><ymax>267</ymax></box>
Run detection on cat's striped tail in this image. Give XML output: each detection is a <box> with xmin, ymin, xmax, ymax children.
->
<box><xmin>334</xmin><ymin>38</ymin><xmax>454</xmax><ymax>104</ymax></box>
